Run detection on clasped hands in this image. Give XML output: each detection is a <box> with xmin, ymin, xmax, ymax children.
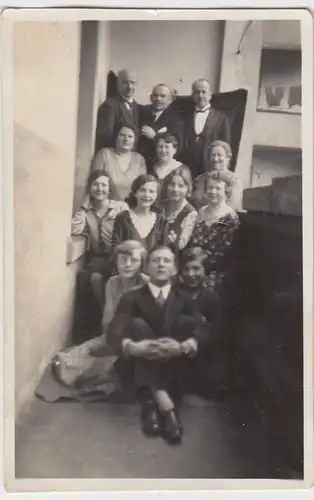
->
<box><xmin>127</xmin><ymin>338</ymin><xmax>197</xmax><ymax>360</ymax></box>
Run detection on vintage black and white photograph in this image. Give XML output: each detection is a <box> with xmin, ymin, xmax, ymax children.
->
<box><xmin>2</xmin><ymin>8</ymin><xmax>313</xmax><ymax>492</ymax></box>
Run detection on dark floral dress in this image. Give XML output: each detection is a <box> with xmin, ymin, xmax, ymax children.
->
<box><xmin>188</xmin><ymin>208</ymin><xmax>240</xmax><ymax>297</ymax></box>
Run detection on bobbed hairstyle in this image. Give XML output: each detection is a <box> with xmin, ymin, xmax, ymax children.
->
<box><xmin>114</xmin><ymin>239</ymin><xmax>147</xmax><ymax>267</ymax></box>
<box><xmin>208</xmin><ymin>140</ymin><xmax>232</xmax><ymax>164</ymax></box>
<box><xmin>179</xmin><ymin>246</ymin><xmax>207</xmax><ymax>270</ymax></box>
<box><xmin>116</xmin><ymin>123</ymin><xmax>137</xmax><ymax>138</ymax></box>
<box><xmin>155</xmin><ymin>132</ymin><xmax>179</xmax><ymax>151</ymax></box>
<box><xmin>86</xmin><ymin>169</ymin><xmax>110</xmax><ymax>193</ymax></box>
<box><xmin>202</xmin><ymin>170</ymin><xmax>237</xmax><ymax>202</ymax></box>
<box><xmin>125</xmin><ymin>174</ymin><xmax>159</xmax><ymax>209</ymax></box>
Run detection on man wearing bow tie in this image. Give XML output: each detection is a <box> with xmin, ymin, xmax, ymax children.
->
<box><xmin>138</xmin><ymin>84</ymin><xmax>183</xmax><ymax>170</ymax></box>
<box><xmin>95</xmin><ymin>68</ymin><xmax>141</xmax><ymax>152</ymax></box>
<box><xmin>179</xmin><ymin>79</ymin><xmax>231</xmax><ymax>178</ymax></box>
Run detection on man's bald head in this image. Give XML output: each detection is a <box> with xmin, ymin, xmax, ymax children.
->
<box><xmin>191</xmin><ymin>79</ymin><xmax>212</xmax><ymax>109</ymax></box>
<box><xmin>150</xmin><ymin>83</ymin><xmax>173</xmax><ymax>111</ymax></box>
<box><xmin>117</xmin><ymin>68</ymin><xmax>137</xmax><ymax>100</ymax></box>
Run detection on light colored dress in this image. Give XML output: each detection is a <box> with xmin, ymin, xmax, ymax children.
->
<box><xmin>153</xmin><ymin>159</ymin><xmax>183</xmax><ymax>181</ymax></box>
<box><xmin>91</xmin><ymin>148</ymin><xmax>146</xmax><ymax>202</ymax></box>
<box><xmin>52</xmin><ymin>274</ymin><xmax>147</xmax><ymax>392</ymax></box>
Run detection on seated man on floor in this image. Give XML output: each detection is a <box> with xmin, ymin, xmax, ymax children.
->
<box><xmin>107</xmin><ymin>245</ymin><xmax>209</xmax><ymax>445</ymax></box>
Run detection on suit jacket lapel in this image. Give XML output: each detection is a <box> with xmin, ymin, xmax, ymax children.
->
<box><xmin>140</xmin><ymin>285</ymin><xmax>162</xmax><ymax>331</ymax></box>
<box><xmin>119</xmin><ymin>98</ymin><xmax>137</xmax><ymax>127</ymax></box>
<box><xmin>133</xmin><ymin>102</ymin><xmax>139</xmax><ymax>129</ymax></box>
<box><xmin>163</xmin><ymin>289</ymin><xmax>180</xmax><ymax>336</ymax></box>
<box><xmin>202</xmin><ymin>108</ymin><xmax>219</xmax><ymax>141</ymax></box>
<box><xmin>185</xmin><ymin>113</ymin><xmax>196</xmax><ymax>147</ymax></box>
<box><xmin>149</xmin><ymin>108</ymin><xmax>166</xmax><ymax>130</ymax></box>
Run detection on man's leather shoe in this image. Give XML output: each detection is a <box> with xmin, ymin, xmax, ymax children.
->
<box><xmin>162</xmin><ymin>409</ymin><xmax>183</xmax><ymax>444</ymax></box>
<box><xmin>140</xmin><ymin>399</ymin><xmax>160</xmax><ymax>436</ymax></box>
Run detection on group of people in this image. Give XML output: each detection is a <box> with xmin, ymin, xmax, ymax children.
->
<box><xmin>52</xmin><ymin>68</ymin><xmax>243</xmax><ymax>446</ymax></box>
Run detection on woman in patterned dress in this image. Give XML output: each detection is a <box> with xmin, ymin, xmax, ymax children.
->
<box><xmin>188</xmin><ymin>170</ymin><xmax>240</xmax><ymax>299</ymax></box>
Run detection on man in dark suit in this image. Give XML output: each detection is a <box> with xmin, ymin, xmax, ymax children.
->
<box><xmin>138</xmin><ymin>84</ymin><xmax>183</xmax><ymax>170</ymax></box>
<box><xmin>179</xmin><ymin>79</ymin><xmax>231</xmax><ymax>178</ymax></box>
<box><xmin>95</xmin><ymin>68</ymin><xmax>141</xmax><ymax>152</ymax></box>
<box><xmin>107</xmin><ymin>246</ymin><xmax>209</xmax><ymax>444</ymax></box>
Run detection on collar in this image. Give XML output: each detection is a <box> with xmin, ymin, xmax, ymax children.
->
<box><xmin>195</xmin><ymin>105</ymin><xmax>211</xmax><ymax>113</ymax></box>
<box><xmin>148</xmin><ymin>282</ymin><xmax>172</xmax><ymax>300</ymax></box>
<box><xmin>162</xmin><ymin>199</ymin><xmax>188</xmax><ymax>220</ymax></box>
<box><xmin>152</xmin><ymin>108</ymin><xmax>165</xmax><ymax>117</ymax></box>
<box><xmin>81</xmin><ymin>198</ymin><xmax>114</xmax><ymax>212</ymax></box>
<box><xmin>154</xmin><ymin>160</ymin><xmax>182</xmax><ymax>180</ymax></box>
<box><xmin>121</xmin><ymin>96</ymin><xmax>134</xmax><ymax>105</ymax></box>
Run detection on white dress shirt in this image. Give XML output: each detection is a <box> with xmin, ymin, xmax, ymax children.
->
<box><xmin>194</xmin><ymin>105</ymin><xmax>211</xmax><ymax>136</ymax></box>
<box><xmin>121</xmin><ymin>282</ymin><xmax>198</xmax><ymax>356</ymax></box>
<box><xmin>148</xmin><ymin>282</ymin><xmax>198</xmax><ymax>354</ymax></box>
<box><xmin>152</xmin><ymin>109</ymin><xmax>164</xmax><ymax>122</ymax></box>
<box><xmin>148</xmin><ymin>282</ymin><xmax>172</xmax><ymax>302</ymax></box>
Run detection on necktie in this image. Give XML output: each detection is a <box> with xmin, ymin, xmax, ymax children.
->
<box><xmin>156</xmin><ymin>289</ymin><xmax>166</xmax><ymax>307</ymax></box>
<box><xmin>124</xmin><ymin>101</ymin><xmax>134</xmax><ymax>109</ymax></box>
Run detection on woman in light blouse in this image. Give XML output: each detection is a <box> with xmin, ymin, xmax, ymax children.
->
<box><xmin>71</xmin><ymin>169</ymin><xmax>127</xmax><ymax>341</ymax></box>
<box><xmin>91</xmin><ymin>124</ymin><xmax>146</xmax><ymax>202</ymax></box>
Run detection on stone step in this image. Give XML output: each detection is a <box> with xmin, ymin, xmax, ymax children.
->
<box><xmin>271</xmin><ymin>175</ymin><xmax>302</xmax><ymax>217</ymax></box>
<box><xmin>242</xmin><ymin>185</ymin><xmax>272</xmax><ymax>213</ymax></box>
<box><xmin>243</xmin><ymin>175</ymin><xmax>302</xmax><ymax>216</ymax></box>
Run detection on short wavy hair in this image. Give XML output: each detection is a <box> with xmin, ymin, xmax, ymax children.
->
<box><xmin>201</xmin><ymin>170</ymin><xmax>237</xmax><ymax>202</ymax></box>
<box><xmin>116</xmin><ymin>123</ymin><xmax>137</xmax><ymax>138</ymax></box>
<box><xmin>86</xmin><ymin>169</ymin><xmax>110</xmax><ymax>193</ymax></box>
<box><xmin>114</xmin><ymin>239</ymin><xmax>147</xmax><ymax>267</ymax></box>
<box><xmin>155</xmin><ymin>132</ymin><xmax>179</xmax><ymax>151</ymax></box>
<box><xmin>125</xmin><ymin>174</ymin><xmax>159</xmax><ymax>209</ymax></box>
<box><xmin>206</xmin><ymin>140</ymin><xmax>232</xmax><ymax>172</ymax></box>
<box><xmin>179</xmin><ymin>246</ymin><xmax>207</xmax><ymax>268</ymax></box>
